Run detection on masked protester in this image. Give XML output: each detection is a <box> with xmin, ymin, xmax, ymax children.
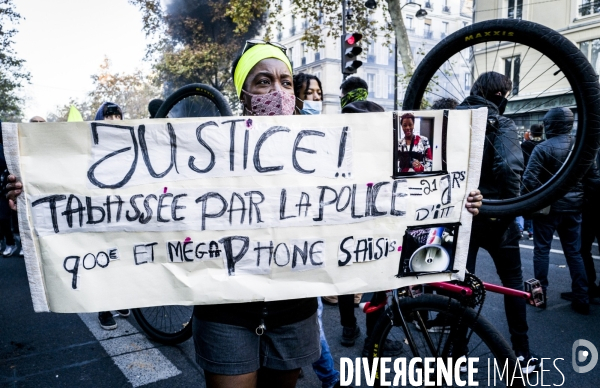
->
<box><xmin>457</xmin><ymin>71</ymin><xmax>539</xmax><ymax>374</ymax></box>
<box><xmin>339</xmin><ymin>76</ymin><xmax>384</xmax><ymax>114</ymax></box>
<box><xmin>522</xmin><ymin>107</ymin><xmax>600</xmax><ymax>315</ymax></box>
<box><xmin>192</xmin><ymin>41</ymin><xmax>320</xmax><ymax>388</ymax></box>
<box><xmin>293</xmin><ymin>73</ymin><xmax>323</xmax><ymax>115</ymax></box>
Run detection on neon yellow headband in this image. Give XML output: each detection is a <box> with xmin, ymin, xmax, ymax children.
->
<box><xmin>234</xmin><ymin>44</ymin><xmax>293</xmax><ymax>98</ymax></box>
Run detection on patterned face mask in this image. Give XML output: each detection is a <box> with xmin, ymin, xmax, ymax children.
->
<box><xmin>243</xmin><ymin>90</ymin><xmax>296</xmax><ymax>116</ymax></box>
<box><xmin>340</xmin><ymin>88</ymin><xmax>368</xmax><ymax>108</ymax></box>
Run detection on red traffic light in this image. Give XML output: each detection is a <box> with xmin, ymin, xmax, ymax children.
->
<box><xmin>344</xmin><ymin>33</ymin><xmax>363</xmax><ymax>45</ymax></box>
<box><xmin>341</xmin><ymin>32</ymin><xmax>363</xmax><ymax>75</ymax></box>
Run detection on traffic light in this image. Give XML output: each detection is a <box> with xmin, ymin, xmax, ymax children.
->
<box><xmin>341</xmin><ymin>33</ymin><xmax>363</xmax><ymax>75</ymax></box>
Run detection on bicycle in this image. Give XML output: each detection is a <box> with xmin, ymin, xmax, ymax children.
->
<box><xmin>361</xmin><ymin>273</ymin><xmax>543</xmax><ymax>387</ymax></box>
<box><xmin>357</xmin><ymin>18</ymin><xmax>600</xmax><ymax>386</ymax></box>
<box><xmin>131</xmin><ymin>83</ymin><xmax>233</xmax><ymax>345</ymax></box>
<box><xmin>403</xmin><ymin>18</ymin><xmax>600</xmax><ymax>218</ymax></box>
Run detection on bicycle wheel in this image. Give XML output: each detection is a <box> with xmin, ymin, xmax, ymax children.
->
<box><xmin>155</xmin><ymin>83</ymin><xmax>233</xmax><ymax>119</ymax></box>
<box><xmin>403</xmin><ymin>19</ymin><xmax>600</xmax><ymax>217</ymax></box>
<box><xmin>131</xmin><ymin>305</ymin><xmax>193</xmax><ymax>345</ymax></box>
<box><xmin>136</xmin><ymin>85</ymin><xmax>228</xmax><ymax>345</ymax></box>
<box><xmin>365</xmin><ymin>294</ymin><xmax>519</xmax><ymax>387</ymax></box>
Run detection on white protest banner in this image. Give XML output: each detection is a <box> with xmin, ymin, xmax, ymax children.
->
<box><xmin>2</xmin><ymin>109</ymin><xmax>486</xmax><ymax>313</ymax></box>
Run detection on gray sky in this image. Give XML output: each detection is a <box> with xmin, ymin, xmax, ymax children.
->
<box><xmin>13</xmin><ymin>0</ymin><xmax>151</xmax><ymax>120</ymax></box>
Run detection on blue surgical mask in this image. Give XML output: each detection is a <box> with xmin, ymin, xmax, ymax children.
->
<box><xmin>299</xmin><ymin>100</ymin><xmax>322</xmax><ymax>115</ymax></box>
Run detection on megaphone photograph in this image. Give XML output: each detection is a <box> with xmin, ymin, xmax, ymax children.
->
<box><xmin>399</xmin><ymin>224</ymin><xmax>458</xmax><ymax>277</ymax></box>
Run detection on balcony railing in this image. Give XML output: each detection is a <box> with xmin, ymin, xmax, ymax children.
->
<box><xmin>424</xmin><ymin>31</ymin><xmax>433</xmax><ymax>39</ymax></box>
<box><xmin>425</xmin><ymin>1</ymin><xmax>432</xmax><ymax>9</ymax></box>
<box><xmin>440</xmin><ymin>32</ymin><xmax>447</xmax><ymax>39</ymax></box>
<box><xmin>406</xmin><ymin>27</ymin><xmax>416</xmax><ymax>34</ymax></box>
<box><xmin>579</xmin><ymin>1</ymin><xmax>600</xmax><ymax>16</ymax></box>
<box><xmin>443</xmin><ymin>5</ymin><xmax>451</xmax><ymax>13</ymax></box>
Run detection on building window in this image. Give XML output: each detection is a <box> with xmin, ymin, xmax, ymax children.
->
<box><xmin>443</xmin><ymin>0</ymin><xmax>451</xmax><ymax>13</ymax></box>
<box><xmin>580</xmin><ymin>0</ymin><xmax>600</xmax><ymax>17</ymax></box>
<box><xmin>424</xmin><ymin>21</ymin><xmax>432</xmax><ymax>39</ymax></box>
<box><xmin>388</xmin><ymin>75</ymin><xmax>395</xmax><ymax>98</ymax></box>
<box><xmin>301</xmin><ymin>43</ymin><xmax>306</xmax><ymax>65</ymax></box>
<box><xmin>464</xmin><ymin>73</ymin><xmax>471</xmax><ymax>91</ymax></box>
<box><xmin>406</xmin><ymin>16</ymin><xmax>414</xmax><ymax>32</ymax></box>
<box><xmin>504</xmin><ymin>56</ymin><xmax>521</xmax><ymax>95</ymax></box>
<box><xmin>580</xmin><ymin>38</ymin><xmax>600</xmax><ymax>74</ymax></box>
<box><xmin>367</xmin><ymin>43</ymin><xmax>376</xmax><ymax>63</ymax></box>
<box><xmin>291</xmin><ymin>15</ymin><xmax>296</xmax><ymax>36</ymax></box>
<box><xmin>288</xmin><ymin>47</ymin><xmax>294</xmax><ymax>68</ymax></box>
<box><xmin>367</xmin><ymin>73</ymin><xmax>376</xmax><ymax>98</ymax></box>
<box><xmin>425</xmin><ymin>1</ymin><xmax>433</xmax><ymax>9</ymax></box>
<box><xmin>442</xmin><ymin>22</ymin><xmax>449</xmax><ymax>39</ymax></box>
<box><xmin>507</xmin><ymin>0</ymin><xmax>523</xmax><ymax>19</ymax></box>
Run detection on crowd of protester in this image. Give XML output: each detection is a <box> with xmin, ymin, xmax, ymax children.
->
<box><xmin>3</xmin><ymin>38</ymin><xmax>599</xmax><ymax>388</ymax></box>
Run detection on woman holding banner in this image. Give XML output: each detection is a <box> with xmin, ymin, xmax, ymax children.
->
<box><xmin>190</xmin><ymin>42</ymin><xmax>321</xmax><ymax>388</ymax></box>
<box><xmin>5</xmin><ymin>40</ymin><xmax>484</xmax><ymax>388</ymax></box>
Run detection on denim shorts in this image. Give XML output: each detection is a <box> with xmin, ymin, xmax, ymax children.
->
<box><xmin>193</xmin><ymin>312</ymin><xmax>320</xmax><ymax>375</ymax></box>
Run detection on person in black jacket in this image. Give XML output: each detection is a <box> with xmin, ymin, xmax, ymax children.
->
<box><xmin>457</xmin><ymin>71</ymin><xmax>538</xmax><ymax>373</ymax></box>
<box><xmin>339</xmin><ymin>76</ymin><xmax>385</xmax><ymax>114</ymax></box>
<box><xmin>522</xmin><ymin>107</ymin><xmax>598</xmax><ymax>315</ymax></box>
<box><xmin>580</xmin><ymin>151</ymin><xmax>600</xmax><ymax>299</ymax></box>
<box><xmin>521</xmin><ymin>124</ymin><xmax>544</xmax><ymax>239</ymax></box>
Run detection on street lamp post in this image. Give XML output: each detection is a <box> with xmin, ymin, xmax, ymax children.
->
<box><xmin>362</xmin><ymin>1</ymin><xmax>427</xmax><ymax>110</ymax></box>
<box><xmin>394</xmin><ymin>2</ymin><xmax>427</xmax><ymax>110</ymax></box>
<box><xmin>394</xmin><ymin>2</ymin><xmax>427</xmax><ymax>111</ymax></box>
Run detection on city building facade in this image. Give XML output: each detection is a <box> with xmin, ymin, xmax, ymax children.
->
<box><xmin>474</xmin><ymin>0</ymin><xmax>600</xmax><ymax>131</ymax></box>
<box><xmin>272</xmin><ymin>0</ymin><xmax>473</xmax><ymax>113</ymax></box>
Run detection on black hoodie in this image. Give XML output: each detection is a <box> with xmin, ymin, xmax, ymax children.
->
<box><xmin>457</xmin><ymin>95</ymin><xmax>524</xmax><ymax>200</ymax></box>
<box><xmin>523</xmin><ymin>107</ymin><xmax>600</xmax><ymax>213</ymax></box>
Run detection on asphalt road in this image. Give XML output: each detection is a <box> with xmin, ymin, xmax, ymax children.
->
<box><xmin>1</xmin><ymin>235</ymin><xmax>599</xmax><ymax>387</ymax></box>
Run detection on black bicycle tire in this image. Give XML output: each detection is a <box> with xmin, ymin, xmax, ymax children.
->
<box><xmin>403</xmin><ymin>19</ymin><xmax>600</xmax><ymax>217</ymax></box>
<box><xmin>155</xmin><ymin>83</ymin><xmax>233</xmax><ymax>119</ymax></box>
<box><xmin>131</xmin><ymin>307</ymin><xmax>193</xmax><ymax>345</ymax></box>
<box><xmin>366</xmin><ymin>294</ymin><xmax>517</xmax><ymax>387</ymax></box>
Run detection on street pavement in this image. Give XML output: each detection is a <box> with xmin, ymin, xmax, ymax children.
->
<box><xmin>1</xmin><ymin>235</ymin><xmax>599</xmax><ymax>387</ymax></box>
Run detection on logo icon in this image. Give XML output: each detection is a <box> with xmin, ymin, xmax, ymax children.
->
<box><xmin>572</xmin><ymin>339</ymin><xmax>598</xmax><ymax>373</ymax></box>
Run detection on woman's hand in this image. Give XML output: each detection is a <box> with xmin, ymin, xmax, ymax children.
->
<box><xmin>465</xmin><ymin>189</ymin><xmax>483</xmax><ymax>216</ymax></box>
<box><xmin>6</xmin><ymin>175</ymin><xmax>23</xmax><ymax>211</ymax></box>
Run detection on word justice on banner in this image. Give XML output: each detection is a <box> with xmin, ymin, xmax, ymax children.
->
<box><xmin>29</xmin><ymin>180</ymin><xmax>413</xmax><ymax>236</ymax></box>
<box><xmin>87</xmin><ymin>120</ymin><xmax>353</xmax><ymax>188</ymax></box>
